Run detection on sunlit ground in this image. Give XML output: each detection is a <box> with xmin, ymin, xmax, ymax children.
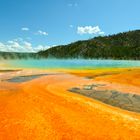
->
<box><xmin>0</xmin><ymin>60</ymin><xmax>140</xmax><ymax>139</ymax></box>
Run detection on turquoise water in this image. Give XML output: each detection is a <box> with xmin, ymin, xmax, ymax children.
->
<box><xmin>3</xmin><ymin>59</ymin><xmax>140</xmax><ymax>70</ymax></box>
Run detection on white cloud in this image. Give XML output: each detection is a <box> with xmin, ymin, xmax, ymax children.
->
<box><xmin>0</xmin><ymin>39</ymin><xmax>53</xmax><ymax>53</ymax></box>
<box><xmin>21</xmin><ymin>27</ymin><xmax>29</xmax><ymax>31</ymax></box>
<box><xmin>23</xmin><ymin>41</ymin><xmax>32</xmax><ymax>50</ymax></box>
<box><xmin>7</xmin><ymin>40</ymin><xmax>33</xmax><ymax>52</ymax></box>
<box><xmin>37</xmin><ymin>30</ymin><xmax>48</xmax><ymax>36</ymax></box>
<box><xmin>8</xmin><ymin>41</ymin><xmax>20</xmax><ymax>48</ymax></box>
<box><xmin>77</xmin><ymin>26</ymin><xmax>105</xmax><ymax>35</ymax></box>
<box><xmin>23</xmin><ymin>41</ymin><xmax>32</xmax><ymax>47</ymax></box>
<box><xmin>0</xmin><ymin>40</ymin><xmax>33</xmax><ymax>52</ymax></box>
<box><xmin>0</xmin><ymin>41</ymin><xmax>21</xmax><ymax>52</ymax></box>
<box><xmin>0</xmin><ymin>42</ymin><xmax>7</xmax><ymax>52</ymax></box>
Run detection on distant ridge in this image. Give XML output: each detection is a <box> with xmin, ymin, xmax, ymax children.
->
<box><xmin>1</xmin><ymin>30</ymin><xmax>140</xmax><ymax>60</ymax></box>
<box><xmin>0</xmin><ymin>52</ymin><xmax>37</xmax><ymax>59</ymax></box>
<box><xmin>38</xmin><ymin>30</ymin><xmax>140</xmax><ymax>60</ymax></box>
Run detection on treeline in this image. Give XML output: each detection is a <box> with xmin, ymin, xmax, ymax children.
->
<box><xmin>38</xmin><ymin>30</ymin><xmax>140</xmax><ymax>60</ymax></box>
<box><xmin>0</xmin><ymin>52</ymin><xmax>39</xmax><ymax>59</ymax></box>
<box><xmin>1</xmin><ymin>30</ymin><xmax>140</xmax><ymax>60</ymax></box>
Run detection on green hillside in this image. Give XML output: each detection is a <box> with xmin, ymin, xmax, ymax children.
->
<box><xmin>38</xmin><ymin>30</ymin><xmax>140</xmax><ymax>60</ymax></box>
<box><xmin>0</xmin><ymin>30</ymin><xmax>140</xmax><ymax>60</ymax></box>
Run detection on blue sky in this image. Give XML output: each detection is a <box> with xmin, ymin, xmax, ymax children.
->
<box><xmin>0</xmin><ymin>0</ymin><xmax>140</xmax><ymax>52</ymax></box>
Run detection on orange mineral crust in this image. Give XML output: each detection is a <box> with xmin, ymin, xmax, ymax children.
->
<box><xmin>94</xmin><ymin>69</ymin><xmax>140</xmax><ymax>86</ymax></box>
<box><xmin>0</xmin><ymin>70</ymin><xmax>140</xmax><ymax>139</ymax></box>
<box><xmin>69</xmin><ymin>68</ymin><xmax>140</xmax><ymax>94</ymax></box>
